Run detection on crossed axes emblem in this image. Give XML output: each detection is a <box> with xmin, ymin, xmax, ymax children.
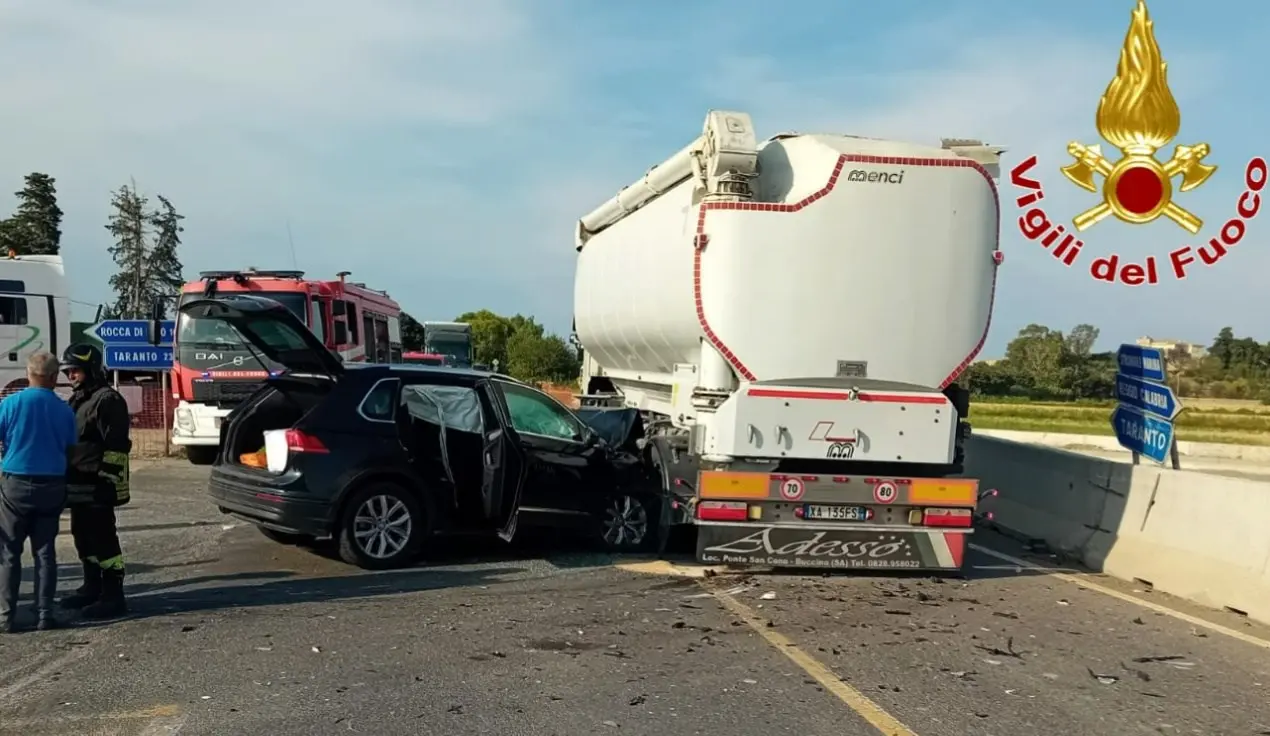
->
<box><xmin>1061</xmin><ymin>142</ymin><xmax>1216</xmax><ymax>234</ymax></box>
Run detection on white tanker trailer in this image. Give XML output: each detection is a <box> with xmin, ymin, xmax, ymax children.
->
<box><xmin>572</xmin><ymin>110</ymin><xmax>1004</xmax><ymax>572</ymax></box>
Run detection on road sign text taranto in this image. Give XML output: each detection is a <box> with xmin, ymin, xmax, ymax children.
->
<box><xmin>1007</xmin><ymin>1</ymin><xmax>1265</xmax><ymax>285</ymax></box>
<box><xmin>91</xmin><ymin>318</ymin><xmax>176</xmax><ymax>372</ymax></box>
<box><xmin>1110</xmin><ymin>343</ymin><xmax>1181</xmax><ymax>465</ymax></box>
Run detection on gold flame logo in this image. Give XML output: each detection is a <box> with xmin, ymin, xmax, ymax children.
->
<box><xmin>1060</xmin><ymin>0</ymin><xmax>1215</xmax><ymax>233</ymax></box>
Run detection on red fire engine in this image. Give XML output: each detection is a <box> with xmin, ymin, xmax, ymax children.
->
<box><xmin>171</xmin><ymin>269</ymin><xmax>403</xmax><ymax>464</ymax></box>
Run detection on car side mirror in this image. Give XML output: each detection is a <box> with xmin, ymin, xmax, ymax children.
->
<box><xmin>147</xmin><ymin>297</ymin><xmax>164</xmax><ymax>347</ymax></box>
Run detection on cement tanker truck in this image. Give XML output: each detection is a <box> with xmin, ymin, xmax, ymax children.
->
<box><xmin>572</xmin><ymin>110</ymin><xmax>1003</xmax><ymax>572</ymax></box>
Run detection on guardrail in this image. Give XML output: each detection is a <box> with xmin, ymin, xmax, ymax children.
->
<box><xmin>967</xmin><ymin>435</ymin><xmax>1270</xmax><ymax>626</ymax></box>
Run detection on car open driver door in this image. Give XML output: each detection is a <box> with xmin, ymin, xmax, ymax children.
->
<box><xmin>477</xmin><ymin>380</ymin><xmax>528</xmax><ymax>542</ymax></box>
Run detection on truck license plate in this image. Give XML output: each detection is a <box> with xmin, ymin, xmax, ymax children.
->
<box><xmin>803</xmin><ymin>504</ymin><xmax>870</xmax><ymax>522</ymax></box>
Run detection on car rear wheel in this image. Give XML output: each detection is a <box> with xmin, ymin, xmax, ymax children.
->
<box><xmin>599</xmin><ymin>494</ymin><xmax>653</xmax><ymax>552</ymax></box>
<box><xmin>337</xmin><ymin>484</ymin><xmax>425</xmax><ymax>570</ymax></box>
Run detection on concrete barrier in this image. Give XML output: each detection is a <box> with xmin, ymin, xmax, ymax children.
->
<box><xmin>967</xmin><ymin>434</ymin><xmax>1270</xmax><ymax>626</ymax></box>
<box><xmin>976</xmin><ymin>428</ymin><xmax>1270</xmax><ymax>462</ymax></box>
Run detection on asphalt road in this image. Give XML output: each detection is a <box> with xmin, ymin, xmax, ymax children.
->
<box><xmin>2</xmin><ymin>462</ymin><xmax>1269</xmax><ymax>735</ymax></box>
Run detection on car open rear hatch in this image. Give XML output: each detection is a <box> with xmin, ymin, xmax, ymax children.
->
<box><xmin>178</xmin><ymin>294</ymin><xmax>343</xmax><ymax>379</ymax></box>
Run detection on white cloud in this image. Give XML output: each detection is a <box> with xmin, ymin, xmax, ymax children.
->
<box><xmin>0</xmin><ymin>0</ymin><xmax>576</xmax><ymax>320</ymax></box>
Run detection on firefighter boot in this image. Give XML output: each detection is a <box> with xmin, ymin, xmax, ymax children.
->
<box><xmin>59</xmin><ymin>560</ymin><xmax>102</xmax><ymax>610</ymax></box>
<box><xmin>81</xmin><ymin>568</ymin><xmax>127</xmax><ymax>620</ymax></box>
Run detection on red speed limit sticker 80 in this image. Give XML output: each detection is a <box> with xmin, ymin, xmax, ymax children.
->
<box><xmin>873</xmin><ymin>481</ymin><xmax>897</xmax><ymax>504</ymax></box>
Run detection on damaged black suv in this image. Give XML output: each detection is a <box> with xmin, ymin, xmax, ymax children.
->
<box><xmin>177</xmin><ymin>295</ymin><xmax>664</xmax><ymax>569</ymax></box>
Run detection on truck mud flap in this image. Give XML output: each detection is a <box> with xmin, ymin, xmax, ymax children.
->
<box><xmin>695</xmin><ymin>523</ymin><xmax>968</xmax><ymax>571</ymax></box>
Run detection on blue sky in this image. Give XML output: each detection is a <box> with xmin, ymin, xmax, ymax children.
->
<box><xmin>0</xmin><ymin>0</ymin><xmax>1264</xmax><ymax>358</ymax></box>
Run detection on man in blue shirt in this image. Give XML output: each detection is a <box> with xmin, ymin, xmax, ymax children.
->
<box><xmin>0</xmin><ymin>351</ymin><xmax>77</xmax><ymax>632</ymax></box>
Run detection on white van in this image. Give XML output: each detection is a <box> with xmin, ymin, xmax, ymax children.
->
<box><xmin>0</xmin><ymin>253</ymin><xmax>72</xmax><ymax>392</ymax></box>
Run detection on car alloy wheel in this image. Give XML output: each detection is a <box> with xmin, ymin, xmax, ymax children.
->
<box><xmin>353</xmin><ymin>493</ymin><xmax>414</xmax><ymax>560</ymax></box>
<box><xmin>602</xmin><ymin>495</ymin><xmax>649</xmax><ymax>550</ymax></box>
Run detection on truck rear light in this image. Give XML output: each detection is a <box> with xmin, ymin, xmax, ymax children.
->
<box><xmin>697</xmin><ymin>501</ymin><xmax>748</xmax><ymax>522</ymax></box>
<box><xmin>922</xmin><ymin>508</ymin><xmax>972</xmax><ymax>528</ymax></box>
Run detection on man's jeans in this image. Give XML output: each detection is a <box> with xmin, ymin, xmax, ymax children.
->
<box><xmin>0</xmin><ymin>474</ymin><xmax>68</xmax><ymax>619</ymax></box>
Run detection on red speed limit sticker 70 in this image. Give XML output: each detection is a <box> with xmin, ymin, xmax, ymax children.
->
<box><xmin>779</xmin><ymin>478</ymin><xmax>805</xmax><ymax>501</ymax></box>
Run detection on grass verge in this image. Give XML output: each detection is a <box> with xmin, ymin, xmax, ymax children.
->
<box><xmin>972</xmin><ymin>402</ymin><xmax>1270</xmax><ymax>447</ymax></box>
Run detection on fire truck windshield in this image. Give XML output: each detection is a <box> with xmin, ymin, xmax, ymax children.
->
<box><xmin>176</xmin><ymin>291</ymin><xmax>309</xmax><ymax>347</ymax></box>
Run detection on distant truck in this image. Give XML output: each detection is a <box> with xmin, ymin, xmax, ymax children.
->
<box><xmin>0</xmin><ymin>252</ymin><xmax>72</xmax><ymax>393</ymax></box>
<box><xmin>171</xmin><ymin>269</ymin><xmax>404</xmax><ymax>464</ymax></box>
<box><xmin>572</xmin><ymin>110</ymin><xmax>1003</xmax><ymax>572</ymax></box>
<box><xmin>418</xmin><ymin>321</ymin><xmax>473</xmax><ymax>367</ymax></box>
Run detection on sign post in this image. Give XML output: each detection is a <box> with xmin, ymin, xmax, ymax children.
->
<box><xmin>1113</xmin><ymin>344</ymin><xmax>1183</xmax><ymax>469</ymax></box>
<box><xmin>88</xmin><ymin>319</ymin><xmax>176</xmax><ymax>372</ymax></box>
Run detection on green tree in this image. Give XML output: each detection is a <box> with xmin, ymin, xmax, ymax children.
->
<box><xmin>962</xmin><ymin>361</ymin><xmax>1022</xmax><ymax>397</ymax></box>
<box><xmin>455</xmin><ymin>309</ymin><xmax>514</xmax><ymax>367</ymax></box>
<box><xmin>105</xmin><ymin>182</ymin><xmax>185</xmax><ymax>319</ymax></box>
<box><xmin>400</xmin><ymin>312</ymin><xmax>426</xmax><ymax>351</ymax></box>
<box><xmin>505</xmin><ymin>329</ymin><xmax>579</xmax><ymax>384</ymax></box>
<box><xmin>0</xmin><ymin>172</ymin><xmax>63</xmax><ymax>255</ymax></box>
<box><xmin>1063</xmin><ymin>324</ymin><xmax>1099</xmax><ymax>359</ymax></box>
<box><xmin>147</xmin><ymin>194</ymin><xmax>185</xmax><ymax>317</ymax></box>
<box><xmin>1210</xmin><ymin>327</ymin><xmax>1236</xmax><ymax>369</ymax></box>
<box><xmin>106</xmin><ymin>182</ymin><xmax>151</xmax><ymax>318</ymax></box>
<box><xmin>1004</xmin><ymin>324</ymin><xmax>1065</xmax><ymax>394</ymax></box>
<box><xmin>453</xmin><ymin>309</ymin><xmax>579</xmax><ymax>383</ymax></box>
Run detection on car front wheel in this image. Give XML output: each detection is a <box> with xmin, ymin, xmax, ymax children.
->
<box><xmin>337</xmin><ymin>484</ymin><xmax>425</xmax><ymax>569</ymax></box>
<box><xmin>599</xmin><ymin>494</ymin><xmax>653</xmax><ymax>552</ymax></box>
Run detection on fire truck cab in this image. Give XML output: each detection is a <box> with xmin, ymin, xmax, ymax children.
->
<box><xmin>171</xmin><ymin>269</ymin><xmax>403</xmax><ymax>464</ymax></box>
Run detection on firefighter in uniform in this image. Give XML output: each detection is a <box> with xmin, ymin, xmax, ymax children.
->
<box><xmin>58</xmin><ymin>344</ymin><xmax>131</xmax><ymax>619</ymax></box>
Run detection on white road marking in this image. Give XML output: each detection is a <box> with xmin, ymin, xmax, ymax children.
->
<box><xmin>969</xmin><ymin>543</ymin><xmax>1270</xmax><ymax>651</ymax></box>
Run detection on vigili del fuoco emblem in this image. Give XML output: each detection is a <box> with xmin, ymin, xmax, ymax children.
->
<box><xmin>1060</xmin><ymin>0</ymin><xmax>1214</xmax><ymax>234</ymax></box>
<box><xmin>1008</xmin><ymin>0</ymin><xmax>1265</xmax><ymax>286</ymax></box>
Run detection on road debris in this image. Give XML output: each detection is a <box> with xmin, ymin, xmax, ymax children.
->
<box><xmin>1087</xmin><ymin>668</ymin><xmax>1119</xmax><ymax>685</ymax></box>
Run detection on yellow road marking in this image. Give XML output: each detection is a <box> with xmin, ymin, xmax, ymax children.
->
<box><xmin>0</xmin><ymin>703</ymin><xmax>182</xmax><ymax>728</ymax></box>
<box><xmin>616</xmin><ymin>559</ymin><xmax>916</xmax><ymax>733</ymax></box>
<box><xmin>615</xmin><ymin>560</ymin><xmax>721</xmax><ymax>578</ymax></box>
<box><xmin>968</xmin><ymin>543</ymin><xmax>1270</xmax><ymax>651</ymax></box>
<box><xmin>707</xmin><ymin>585</ymin><xmax>917</xmax><ymax>736</ymax></box>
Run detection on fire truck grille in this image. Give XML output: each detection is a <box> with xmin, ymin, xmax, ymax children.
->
<box><xmin>191</xmin><ymin>380</ymin><xmax>260</xmax><ymax>408</ymax></box>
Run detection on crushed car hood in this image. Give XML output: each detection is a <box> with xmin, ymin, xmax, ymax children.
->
<box><xmin>575</xmin><ymin>407</ymin><xmax>644</xmax><ymax>454</ymax></box>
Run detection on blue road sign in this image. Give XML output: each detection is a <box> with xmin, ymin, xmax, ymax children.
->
<box><xmin>88</xmin><ymin>319</ymin><xmax>176</xmax><ymax>346</ymax></box>
<box><xmin>1111</xmin><ymin>405</ymin><xmax>1174</xmax><ymax>464</ymax></box>
<box><xmin>1115</xmin><ymin>374</ymin><xmax>1182</xmax><ymax>420</ymax></box>
<box><xmin>103</xmin><ymin>345</ymin><xmax>173</xmax><ymax>371</ymax></box>
<box><xmin>1116</xmin><ymin>343</ymin><xmax>1168</xmax><ymax>383</ymax></box>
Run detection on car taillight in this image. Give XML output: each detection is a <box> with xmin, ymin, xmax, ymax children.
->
<box><xmin>922</xmin><ymin>507</ymin><xmax>972</xmax><ymax>528</ymax></box>
<box><xmin>285</xmin><ymin>429</ymin><xmax>329</xmax><ymax>454</ymax></box>
<box><xmin>697</xmin><ymin>501</ymin><xmax>748</xmax><ymax>522</ymax></box>
<box><xmin>261</xmin><ymin>428</ymin><xmax>328</xmax><ymax>474</ymax></box>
